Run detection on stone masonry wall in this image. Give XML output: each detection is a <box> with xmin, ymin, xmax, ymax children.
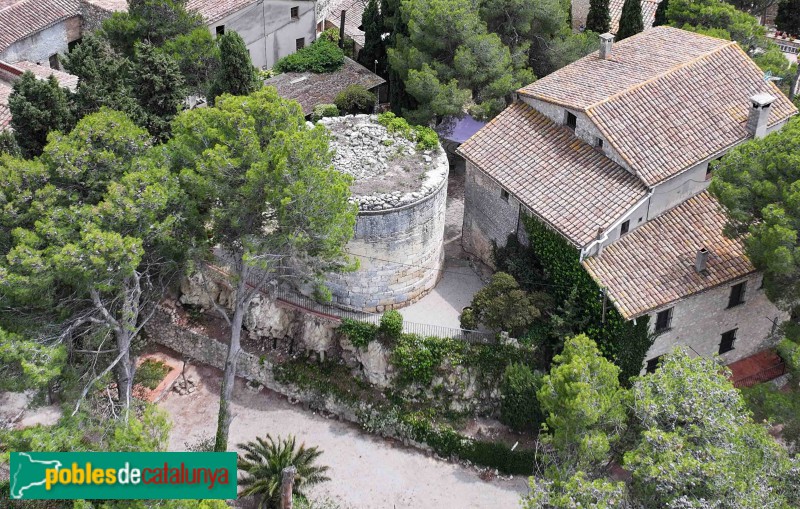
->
<box><xmin>462</xmin><ymin>159</ymin><xmax>521</xmax><ymax>267</ymax></box>
<box><xmin>644</xmin><ymin>272</ymin><xmax>789</xmax><ymax>369</ymax></box>
<box><xmin>326</xmin><ymin>179</ymin><xmax>447</xmax><ymax>312</ymax></box>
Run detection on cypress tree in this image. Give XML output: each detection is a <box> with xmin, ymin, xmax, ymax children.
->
<box><xmin>208</xmin><ymin>31</ymin><xmax>261</xmax><ymax>103</ymax></box>
<box><xmin>358</xmin><ymin>0</ymin><xmax>387</xmax><ymax>77</ymax></box>
<box><xmin>616</xmin><ymin>0</ymin><xmax>644</xmax><ymax>40</ymax></box>
<box><xmin>8</xmin><ymin>73</ymin><xmax>75</xmax><ymax>158</ymax></box>
<box><xmin>585</xmin><ymin>0</ymin><xmax>611</xmax><ymax>33</ymax></box>
<box><xmin>776</xmin><ymin>0</ymin><xmax>800</xmax><ymax>36</ymax></box>
<box><xmin>653</xmin><ymin>0</ymin><xmax>668</xmax><ymax>27</ymax></box>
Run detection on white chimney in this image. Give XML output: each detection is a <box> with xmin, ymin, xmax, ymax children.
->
<box><xmin>695</xmin><ymin>248</ymin><xmax>709</xmax><ymax>273</ymax></box>
<box><xmin>599</xmin><ymin>33</ymin><xmax>614</xmax><ymax>60</ymax></box>
<box><xmin>746</xmin><ymin>93</ymin><xmax>776</xmax><ymax>139</ymax></box>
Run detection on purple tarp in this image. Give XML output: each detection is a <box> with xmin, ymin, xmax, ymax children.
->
<box><xmin>435</xmin><ymin>115</ymin><xmax>487</xmax><ymax>144</ymax></box>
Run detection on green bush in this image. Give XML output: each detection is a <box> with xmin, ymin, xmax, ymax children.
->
<box><xmin>778</xmin><ymin>338</ymin><xmax>800</xmax><ymax>377</ymax></box>
<box><xmin>391</xmin><ymin>334</ymin><xmax>463</xmax><ymax>386</ymax></box>
<box><xmin>338</xmin><ymin>318</ymin><xmax>378</xmax><ymax>348</ymax></box>
<box><xmin>500</xmin><ymin>363</ymin><xmax>544</xmax><ymax>433</ymax></box>
<box><xmin>311</xmin><ymin>103</ymin><xmax>339</xmax><ymax>121</ymax></box>
<box><xmin>463</xmin><ymin>440</ymin><xmax>536</xmax><ymax>475</ymax></box>
<box><xmin>414</xmin><ymin>126</ymin><xmax>439</xmax><ymax>150</ymax></box>
<box><xmin>460</xmin><ymin>307</ymin><xmax>477</xmax><ymax>330</ymax></box>
<box><xmin>376</xmin><ymin>112</ymin><xmax>439</xmax><ymax>150</ymax></box>
<box><xmin>334</xmin><ymin>84</ymin><xmax>376</xmax><ymax>114</ymax></box>
<box><xmin>379</xmin><ymin>310</ymin><xmax>403</xmax><ymax>340</ymax></box>
<box><xmin>134</xmin><ymin>359</ymin><xmax>171</xmax><ymax>390</ymax></box>
<box><xmin>273</xmin><ymin>38</ymin><xmax>344</xmax><ymax>73</ymax></box>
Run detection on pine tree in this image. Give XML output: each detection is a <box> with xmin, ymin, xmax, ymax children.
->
<box><xmin>208</xmin><ymin>31</ymin><xmax>261</xmax><ymax>103</ymax></box>
<box><xmin>653</xmin><ymin>0</ymin><xmax>668</xmax><ymax>26</ymax></box>
<box><xmin>8</xmin><ymin>73</ymin><xmax>75</xmax><ymax>158</ymax></box>
<box><xmin>358</xmin><ymin>0</ymin><xmax>387</xmax><ymax>76</ymax></box>
<box><xmin>776</xmin><ymin>0</ymin><xmax>800</xmax><ymax>36</ymax></box>
<box><xmin>132</xmin><ymin>41</ymin><xmax>187</xmax><ymax>140</ymax></box>
<box><xmin>585</xmin><ymin>0</ymin><xmax>611</xmax><ymax>33</ymax></box>
<box><xmin>616</xmin><ymin>0</ymin><xmax>644</xmax><ymax>40</ymax></box>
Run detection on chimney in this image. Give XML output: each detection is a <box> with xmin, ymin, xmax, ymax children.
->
<box><xmin>746</xmin><ymin>93</ymin><xmax>776</xmax><ymax>139</ymax></box>
<box><xmin>595</xmin><ymin>227</ymin><xmax>605</xmax><ymax>256</ymax></box>
<box><xmin>599</xmin><ymin>33</ymin><xmax>614</xmax><ymax>60</ymax></box>
<box><xmin>695</xmin><ymin>248</ymin><xmax>709</xmax><ymax>273</ymax></box>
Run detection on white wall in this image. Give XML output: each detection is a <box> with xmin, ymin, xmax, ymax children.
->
<box><xmin>0</xmin><ymin>18</ymin><xmax>81</xmax><ymax>67</ymax></box>
<box><xmin>642</xmin><ymin>273</ymin><xmax>788</xmax><ymax>370</ymax></box>
<box><xmin>209</xmin><ymin>0</ymin><xmax>316</xmax><ymax>69</ymax></box>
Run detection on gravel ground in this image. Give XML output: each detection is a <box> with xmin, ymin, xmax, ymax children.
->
<box><xmin>159</xmin><ymin>363</ymin><xmax>528</xmax><ymax>509</ymax></box>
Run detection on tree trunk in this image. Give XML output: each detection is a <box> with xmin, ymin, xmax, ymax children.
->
<box><xmin>280</xmin><ymin>466</ymin><xmax>297</xmax><ymax>509</ymax></box>
<box><xmin>214</xmin><ymin>302</ymin><xmax>245</xmax><ymax>452</ymax></box>
<box><xmin>115</xmin><ymin>329</ymin><xmax>134</xmax><ymax>417</ymax></box>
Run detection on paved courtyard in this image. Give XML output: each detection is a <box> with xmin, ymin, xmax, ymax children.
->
<box><xmin>398</xmin><ymin>168</ymin><xmax>487</xmax><ymax>329</ymax></box>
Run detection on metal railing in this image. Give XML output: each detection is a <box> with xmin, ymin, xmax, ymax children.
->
<box><xmin>733</xmin><ymin>362</ymin><xmax>787</xmax><ymax>388</ymax></box>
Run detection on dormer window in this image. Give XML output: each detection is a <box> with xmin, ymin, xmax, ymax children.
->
<box><xmin>566</xmin><ymin>112</ymin><xmax>577</xmax><ymax>130</ymax></box>
<box><xmin>596</xmin><ymin>137</ymin><xmax>604</xmax><ymax>148</ymax></box>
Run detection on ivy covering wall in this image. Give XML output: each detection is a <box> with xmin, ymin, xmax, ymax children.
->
<box><xmin>519</xmin><ymin>214</ymin><xmax>653</xmax><ymax>383</ymax></box>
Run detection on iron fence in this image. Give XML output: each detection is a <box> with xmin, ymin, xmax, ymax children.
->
<box><xmin>733</xmin><ymin>362</ymin><xmax>787</xmax><ymax>388</ymax></box>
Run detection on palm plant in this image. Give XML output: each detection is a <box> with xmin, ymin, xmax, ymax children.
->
<box><xmin>237</xmin><ymin>434</ymin><xmax>330</xmax><ymax>509</ymax></box>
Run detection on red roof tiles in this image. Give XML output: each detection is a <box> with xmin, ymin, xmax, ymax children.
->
<box><xmin>583</xmin><ymin>191</ymin><xmax>755</xmax><ymax>319</ymax></box>
<box><xmin>457</xmin><ymin>102</ymin><xmax>648</xmax><ymax>247</ymax></box>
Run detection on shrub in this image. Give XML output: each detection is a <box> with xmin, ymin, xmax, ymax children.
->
<box><xmin>459</xmin><ymin>307</ymin><xmax>477</xmax><ymax>330</ymax></box>
<box><xmin>414</xmin><ymin>126</ymin><xmax>439</xmax><ymax>150</ymax></box>
<box><xmin>319</xmin><ymin>28</ymin><xmax>340</xmax><ymax>44</ymax></box>
<box><xmin>463</xmin><ymin>440</ymin><xmax>536</xmax><ymax>475</ymax></box>
<box><xmin>468</xmin><ymin>272</ymin><xmax>542</xmax><ymax>337</ymax></box>
<box><xmin>338</xmin><ymin>318</ymin><xmax>378</xmax><ymax>348</ymax></box>
<box><xmin>379</xmin><ymin>310</ymin><xmax>403</xmax><ymax>340</ymax></box>
<box><xmin>500</xmin><ymin>363</ymin><xmax>544</xmax><ymax>433</ymax></box>
<box><xmin>134</xmin><ymin>359</ymin><xmax>171</xmax><ymax>390</ymax></box>
<box><xmin>778</xmin><ymin>338</ymin><xmax>800</xmax><ymax>377</ymax></box>
<box><xmin>311</xmin><ymin>103</ymin><xmax>339</xmax><ymax>121</ymax></box>
<box><xmin>391</xmin><ymin>334</ymin><xmax>462</xmax><ymax>386</ymax></box>
<box><xmin>377</xmin><ymin>112</ymin><xmax>413</xmax><ymax>138</ymax></box>
<box><xmin>334</xmin><ymin>84</ymin><xmax>376</xmax><ymax>114</ymax></box>
<box><xmin>273</xmin><ymin>38</ymin><xmax>344</xmax><ymax>73</ymax></box>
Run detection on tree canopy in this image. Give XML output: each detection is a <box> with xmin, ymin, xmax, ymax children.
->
<box><xmin>709</xmin><ymin>117</ymin><xmax>800</xmax><ymax>309</ymax></box>
<box><xmin>208</xmin><ymin>31</ymin><xmax>262</xmax><ymax>103</ymax></box>
<box><xmin>776</xmin><ymin>0</ymin><xmax>800</xmax><ymax>35</ymax></box>
<box><xmin>8</xmin><ymin>73</ymin><xmax>75</xmax><ymax>158</ymax></box>
<box><xmin>585</xmin><ymin>0</ymin><xmax>611</xmax><ymax>33</ymax></box>
<box><xmin>387</xmin><ymin>0</ymin><xmax>534</xmax><ymax>123</ymax></box>
<box><xmin>616</xmin><ymin>0</ymin><xmax>644</xmax><ymax>40</ymax></box>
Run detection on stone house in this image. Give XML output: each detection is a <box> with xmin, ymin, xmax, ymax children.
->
<box><xmin>0</xmin><ymin>0</ymin><xmax>125</xmax><ymax>69</ymax></box>
<box><xmin>187</xmin><ymin>0</ymin><xmax>317</xmax><ymax>70</ymax></box>
<box><xmin>457</xmin><ymin>27</ymin><xmax>797</xmax><ymax>372</ymax></box>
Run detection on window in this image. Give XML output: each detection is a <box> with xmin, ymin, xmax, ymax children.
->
<box><xmin>620</xmin><ymin>220</ymin><xmax>630</xmax><ymax>236</ymax></box>
<box><xmin>215</xmin><ymin>25</ymin><xmax>225</xmax><ymax>36</ymax></box>
<box><xmin>296</xmin><ymin>37</ymin><xmax>305</xmax><ymax>50</ymax></box>
<box><xmin>596</xmin><ymin>137</ymin><xmax>604</xmax><ymax>148</ymax></box>
<box><xmin>68</xmin><ymin>38</ymin><xmax>82</xmax><ymax>52</ymax></box>
<box><xmin>645</xmin><ymin>356</ymin><xmax>662</xmax><ymax>374</ymax></box>
<box><xmin>565</xmin><ymin>112</ymin><xmax>577</xmax><ymax>130</ymax></box>
<box><xmin>719</xmin><ymin>328</ymin><xmax>737</xmax><ymax>354</ymax></box>
<box><xmin>291</xmin><ymin>6</ymin><xmax>299</xmax><ymax>18</ymax></box>
<box><xmin>654</xmin><ymin>307</ymin><xmax>673</xmax><ymax>333</ymax></box>
<box><xmin>48</xmin><ymin>54</ymin><xmax>59</xmax><ymax>69</ymax></box>
<box><xmin>728</xmin><ymin>281</ymin><xmax>747</xmax><ymax>308</ymax></box>
<box><xmin>500</xmin><ymin>188</ymin><xmax>509</xmax><ymax>202</ymax></box>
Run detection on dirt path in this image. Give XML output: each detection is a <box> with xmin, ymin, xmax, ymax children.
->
<box><xmin>159</xmin><ymin>363</ymin><xmax>527</xmax><ymax>509</ymax></box>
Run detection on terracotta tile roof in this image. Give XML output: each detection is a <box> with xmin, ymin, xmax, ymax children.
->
<box><xmin>325</xmin><ymin>0</ymin><xmax>366</xmax><ymax>46</ymax></box>
<box><xmin>457</xmin><ymin>102</ymin><xmax>649</xmax><ymax>247</ymax></box>
<box><xmin>520</xmin><ymin>27</ymin><xmax>797</xmax><ymax>186</ymax></box>
<box><xmin>0</xmin><ymin>0</ymin><xmax>81</xmax><ymax>52</ymax></box>
<box><xmin>0</xmin><ymin>82</ymin><xmax>12</xmax><ymax>130</ymax></box>
<box><xmin>12</xmin><ymin>61</ymin><xmax>79</xmax><ymax>90</ymax></box>
<box><xmin>81</xmin><ymin>0</ymin><xmax>128</xmax><ymax>12</ymax></box>
<box><xmin>609</xmin><ymin>0</ymin><xmax>661</xmax><ymax>34</ymax></box>
<box><xmin>263</xmin><ymin>57</ymin><xmax>384</xmax><ymax>115</ymax></box>
<box><xmin>186</xmin><ymin>0</ymin><xmax>257</xmax><ymax>23</ymax></box>
<box><xmin>583</xmin><ymin>191</ymin><xmax>754</xmax><ymax>319</ymax></box>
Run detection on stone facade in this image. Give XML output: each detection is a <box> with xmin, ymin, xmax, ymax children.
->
<box><xmin>0</xmin><ymin>18</ymin><xmax>81</xmax><ymax>67</ymax></box>
<box><xmin>322</xmin><ymin>115</ymin><xmax>449</xmax><ymax>312</ymax></box>
<box><xmin>643</xmin><ymin>273</ymin><xmax>788</xmax><ymax>367</ymax></box>
<box><xmin>462</xmin><ymin>159</ymin><xmax>521</xmax><ymax>266</ymax></box>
